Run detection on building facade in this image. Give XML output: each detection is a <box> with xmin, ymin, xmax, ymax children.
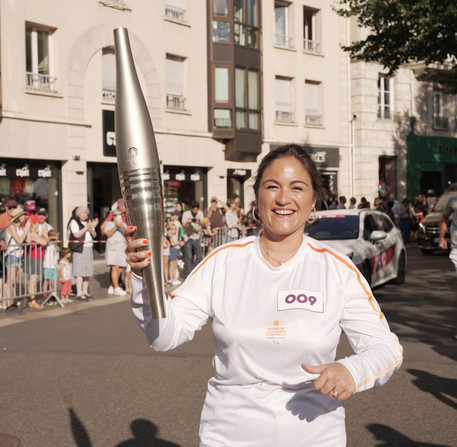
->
<box><xmin>0</xmin><ymin>0</ymin><xmax>353</xmax><ymax>232</ymax></box>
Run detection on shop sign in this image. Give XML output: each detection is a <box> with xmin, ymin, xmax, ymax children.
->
<box><xmin>16</xmin><ymin>165</ymin><xmax>30</xmax><ymax>177</ymax></box>
<box><xmin>162</xmin><ymin>172</ymin><xmax>170</xmax><ymax>181</ymax></box>
<box><xmin>438</xmin><ymin>145</ymin><xmax>457</xmax><ymax>154</ymax></box>
<box><xmin>304</xmin><ymin>146</ymin><xmax>340</xmax><ymax>168</ymax></box>
<box><xmin>38</xmin><ymin>166</ymin><xmax>52</xmax><ymax>178</ymax></box>
<box><xmin>190</xmin><ymin>173</ymin><xmax>201</xmax><ymax>181</ymax></box>
<box><xmin>227</xmin><ymin>168</ymin><xmax>251</xmax><ymax>178</ymax></box>
<box><xmin>175</xmin><ymin>172</ymin><xmax>186</xmax><ymax>181</ymax></box>
<box><xmin>103</xmin><ymin>110</ymin><xmax>116</xmax><ymax>157</ymax></box>
<box><xmin>0</xmin><ymin>164</ymin><xmax>6</xmax><ymax>177</ymax></box>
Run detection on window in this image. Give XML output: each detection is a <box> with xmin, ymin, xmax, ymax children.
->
<box><xmin>166</xmin><ymin>54</ymin><xmax>186</xmax><ymax>111</ymax></box>
<box><xmin>214</xmin><ymin>0</ymin><xmax>228</xmax><ymax>16</ymax></box>
<box><xmin>212</xmin><ymin>21</ymin><xmax>231</xmax><ymax>42</ymax></box>
<box><xmin>275</xmin><ymin>1</ymin><xmax>292</xmax><ymax>47</ymax></box>
<box><xmin>275</xmin><ymin>77</ymin><xmax>293</xmax><ymax>123</ymax></box>
<box><xmin>303</xmin><ymin>7</ymin><xmax>320</xmax><ymax>53</ymax></box>
<box><xmin>235</xmin><ymin>67</ymin><xmax>259</xmax><ymax>130</ymax></box>
<box><xmin>102</xmin><ymin>48</ymin><xmax>116</xmax><ymax>103</ymax></box>
<box><xmin>378</xmin><ymin>74</ymin><xmax>393</xmax><ymax>119</ymax></box>
<box><xmin>234</xmin><ymin>0</ymin><xmax>259</xmax><ymax>49</ymax></box>
<box><xmin>25</xmin><ymin>24</ymin><xmax>56</xmax><ymax>92</ymax></box>
<box><xmin>213</xmin><ymin>66</ymin><xmax>232</xmax><ymax>128</ymax></box>
<box><xmin>305</xmin><ymin>81</ymin><xmax>321</xmax><ymax>125</ymax></box>
<box><xmin>165</xmin><ymin>0</ymin><xmax>185</xmax><ymax>22</ymax></box>
<box><xmin>432</xmin><ymin>92</ymin><xmax>449</xmax><ymax>129</ymax></box>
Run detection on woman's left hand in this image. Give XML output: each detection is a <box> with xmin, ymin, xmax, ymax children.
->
<box><xmin>301</xmin><ymin>362</ymin><xmax>356</xmax><ymax>401</ymax></box>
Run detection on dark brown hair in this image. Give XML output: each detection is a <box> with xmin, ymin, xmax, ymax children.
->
<box><xmin>253</xmin><ymin>144</ymin><xmax>324</xmax><ymax>203</ymax></box>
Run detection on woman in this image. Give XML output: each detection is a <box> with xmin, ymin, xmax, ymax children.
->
<box><xmin>68</xmin><ymin>206</ymin><xmax>99</xmax><ymax>299</ymax></box>
<box><xmin>126</xmin><ymin>145</ymin><xmax>403</xmax><ymax>446</ymax></box>
<box><xmin>224</xmin><ymin>197</ymin><xmax>243</xmax><ymax>243</ymax></box>
<box><xmin>104</xmin><ymin>208</ymin><xmax>128</xmax><ymax>296</ymax></box>
<box><xmin>4</xmin><ymin>207</ymin><xmax>33</xmax><ymax>309</ymax></box>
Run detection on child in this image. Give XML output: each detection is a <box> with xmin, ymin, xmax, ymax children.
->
<box><xmin>59</xmin><ymin>247</ymin><xmax>73</xmax><ymax>304</ymax></box>
<box><xmin>43</xmin><ymin>229</ymin><xmax>60</xmax><ymax>305</ymax></box>
<box><xmin>167</xmin><ymin>223</ymin><xmax>184</xmax><ymax>286</ymax></box>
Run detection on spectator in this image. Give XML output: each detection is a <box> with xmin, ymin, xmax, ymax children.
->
<box><xmin>417</xmin><ymin>193</ymin><xmax>429</xmax><ymax>217</ymax></box>
<box><xmin>398</xmin><ymin>197</ymin><xmax>411</xmax><ymax>245</ymax></box>
<box><xmin>225</xmin><ymin>198</ymin><xmax>243</xmax><ymax>243</ymax></box>
<box><xmin>43</xmin><ymin>229</ymin><xmax>60</xmax><ymax>305</ymax></box>
<box><xmin>169</xmin><ymin>210</ymin><xmax>183</xmax><ymax>238</ymax></box>
<box><xmin>4</xmin><ymin>207</ymin><xmax>33</xmax><ymax>310</ymax></box>
<box><xmin>328</xmin><ymin>193</ymin><xmax>338</xmax><ymax>209</ymax></box>
<box><xmin>163</xmin><ymin>228</ymin><xmax>171</xmax><ymax>286</ymax></box>
<box><xmin>167</xmin><ymin>223</ymin><xmax>184</xmax><ymax>286</ymax></box>
<box><xmin>0</xmin><ymin>199</ymin><xmax>18</xmax><ymax>231</ymax></box>
<box><xmin>37</xmin><ymin>208</ymin><xmax>53</xmax><ymax>236</ymax></box>
<box><xmin>336</xmin><ymin>196</ymin><xmax>347</xmax><ymax>209</ymax></box>
<box><xmin>388</xmin><ymin>193</ymin><xmax>401</xmax><ymax>225</ymax></box>
<box><xmin>204</xmin><ymin>196</ymin><xmax>226</xmax><ymax>229</ymax></box>
<box><xmin>182</xmin><ymin>201</ymin><xmax>204</xmax><ymax>276</ymax></box>
<box><xmin>409</xmin><ymin>197</ymin><xmax>424</xmax><ymax>243</ymax></box>
<box><xmin>174</xmin><ymin>202</ymin><xmax>183</xmax><ymax>224</ymax></box>
<box><xmin>201</xmin><ymin>217</ymin><xmax>218</xmax><ymax>256</ymax></box>
<box><xmin>59</xmin><ymin>247</ymin><xmax>73</xmax><ymax>304</ymax></box>
<box><xmin>67</xmin><ymin>206</ymin><xmax>99</xmax><ymax>300</ymax></box>
<box><xmin>359</xmin><ymin>197</ymin><xmax>370</xmax><ymax>209</ymax></box>
<box><xmin>348</xmin><ymin>197</ymin><xmax>357</xmax><ymax>209</ymax></box>
<box><xmin>104</xmin><ymin>208</ymin><xmax>128</xmax><ymax>296</ymax></box>
<box><xmin>426</xmin><ymin>189</ymin><xmax>437</xmax><ymax>211</ymax></box>
<box><xmin>24</xmin><ymin>199</ymin><xmax>36</xmax><ymax>218</ymax></box>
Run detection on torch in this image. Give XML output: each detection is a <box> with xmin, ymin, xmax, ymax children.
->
<box><xmin>114</xmin><ymin>27</ymin><xmax>166</xmax><ymax>319</ymax></box>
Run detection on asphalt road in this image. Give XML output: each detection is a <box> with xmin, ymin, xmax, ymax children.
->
<box><xmin>0</xmin><ymin>245</ymin><xmax>455</xmax><ymax>447</ymax></box>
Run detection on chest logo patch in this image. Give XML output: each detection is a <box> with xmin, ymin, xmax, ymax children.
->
<box><xmin>277</xmin><ymin>289</ymin><xmax>324</xmax><ymax>313</ymax></box>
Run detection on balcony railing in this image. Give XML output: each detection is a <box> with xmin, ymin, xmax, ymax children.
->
<box><xmin>165</xmin><ymin>4</ymin><xmax>185</xmax><ymax>22</ymax></box>
<box><xmin>275</xmin><ymin>110</ymin><xmax>294</xmax><ymax>123</ymax></box>
<box><xmin>102</xmin><ymin>86</ymin><xmax>116</xmax><ymax>103</ymax></box>
<box><xmin>166</xmin><ymin>94</ymin><xmax>186</xmax><ymax>111</ymax></box>
<box><xmin>275</xmin><ymin>33</ymin><xmax>293</xmax><ymax>47</ymax></box>
<box><xmin>26</xmin><ymin>72</ymin><xmax>57</xmax><ymax>93</ymax></box>
<box><xmin>305</xmin><ymin>114</ymin><xmax>322</xmax><ymax>125</ymax></box>
<box><xmin>303</xmin><ymin>39</ymin><xmax>320</xmax><ymax>53</ymax></box>
<box><xmin>433</xmin><ymin>116</ymin><xmax>449</xmax><ymax>130</ymax></box>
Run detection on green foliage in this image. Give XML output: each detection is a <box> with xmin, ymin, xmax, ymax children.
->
<box><xmin>334</xmin><ymin>0</ymin><xmax>457</xmax><ymax>92</ymax></box>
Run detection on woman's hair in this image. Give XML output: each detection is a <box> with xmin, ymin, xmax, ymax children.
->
<box><xmin>75</xmin><ymin>206</ymin><xmax>89</xmax><ymax>218</ymax></box>
<box><xmin>253</xmin><ymin>144</ymin><xmax>324</xmax><ymax>202</ymax></box>
<box><xmin>60</xmin><ymin>247</ymin><xmax>71</xmax><ymax>258</ymax></box>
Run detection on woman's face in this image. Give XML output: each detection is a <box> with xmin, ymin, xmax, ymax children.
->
<box><xmin>257</xmin><ymin>157</ymin><xmax>316</xmax><ymax>241</ymax></box>
<box><xmin>78</xmin><ymin>209</ymin><xmax>89</xmax><ymax>221</ymax></box>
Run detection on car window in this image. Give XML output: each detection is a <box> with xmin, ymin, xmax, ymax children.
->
<box><xmin>363</xmin><ymin>214</ymin><xmax>379</xmax><ymax>240</ymax></box>
<box><xmin>375</xmin><ymin>214</ymin><xmax>394</xmax><ymax>233</ymax></box>
<box><xmin>305</xmin><ymin>215</ymin><xmax>359</xmax><ymax>240</ymax></box>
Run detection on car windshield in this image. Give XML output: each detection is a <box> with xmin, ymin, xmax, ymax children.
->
<box><xmin>432</xmin><ymin>192</ymin><xmax>455</xmax><ymax>212</ymax></box>
<box><xmin>305</xmin><ymin>215</ymin><xmax>359</xmax><ymax>240</ymax></box>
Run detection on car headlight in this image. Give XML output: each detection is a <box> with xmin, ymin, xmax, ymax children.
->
<box><xmin>418</xmin><ymin>223</ymin><xmax>425</xmax><ymax>233</ymax></box>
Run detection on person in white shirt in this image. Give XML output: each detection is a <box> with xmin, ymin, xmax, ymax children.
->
<box><xmin>125</xmin><ymin>144</ymin><xmax>403</xmax><ymax>447</ymax></box>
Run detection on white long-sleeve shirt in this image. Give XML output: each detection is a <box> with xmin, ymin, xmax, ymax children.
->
<box><xmin>131</xmin><ymin>235</ymin><xmax>403</xmax><ymax>447</ymax></box>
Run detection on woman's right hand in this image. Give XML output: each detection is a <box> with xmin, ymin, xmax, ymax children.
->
<box><xmin>125</xmin><ymin>226</ymin><xmax>151</xmax><ymax>277</ymax></box>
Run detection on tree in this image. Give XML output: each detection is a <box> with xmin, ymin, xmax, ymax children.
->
<box><xmin>334</xmin><ymin>0</ymin><xmax>457</xmax><ymax>92</ymax></box>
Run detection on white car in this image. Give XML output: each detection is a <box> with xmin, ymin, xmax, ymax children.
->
<box><xmin>304</xmin><ymin>209</ymin><xmax>406</xmax><ymax>288</ymax></box>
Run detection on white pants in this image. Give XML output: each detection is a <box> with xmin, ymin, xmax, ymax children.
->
<box><xmin>450</xmin><ymin>248</ymin><xmax>457</xmax><ymax>273</ymax></box>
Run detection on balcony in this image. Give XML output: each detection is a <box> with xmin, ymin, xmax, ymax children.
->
<box><xmin>165</xmin><ymin>4</ymin><xmax>186</xmax><ymax>23</ymax></box>
<box><xmin>26</xmin><ymin>72</ymin><xmax>57</xmax><ymax>93</ymax></box>
<box><xmin>275</xmin><ymin>34</ymin><xmax>293</xmax><ymax>48</ymax></box>
<box><xmin>102</xmin><ymin>86</ymin><xmax>116</xmax><ymax>103</ymax></box>
<box><xmin>166</xmin><ymin>94</ymin><xmax>186</xmax><ymax>111</ymax></box>
<box><xmin>303</xmin><ymin>39</ymin><xmax>320</xmax><ymax>54</ymax></box>
<box><xmin>275</xmin><ymin>110</ymin><xmax>294</xmax><ymax>123</ymax></box>
<box><xmin>433</xmin><ymin>116</ymin><xmax>450</xmax><ymax>130</ymax></box>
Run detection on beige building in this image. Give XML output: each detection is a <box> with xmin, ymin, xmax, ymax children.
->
<box><xmin>0</xmin><ymin>0</ymin><xmax>356</xmax><ymax>232</ymax></box>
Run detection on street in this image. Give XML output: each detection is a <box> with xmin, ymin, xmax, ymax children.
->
<box><xmin>0</xmin><ymin>245</ymin><xmax>456</xmax><ymax>447</ymax></box>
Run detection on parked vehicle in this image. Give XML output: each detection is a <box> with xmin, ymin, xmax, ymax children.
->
<box><xmin>417</xmin><ymin>183</ymin><xmax>457</xmax><ymax>255</ymax></box>
<box><xmin>305</xmin><ymin>209</ymin><xmax>406</xmax><ymax>288</ymax></box>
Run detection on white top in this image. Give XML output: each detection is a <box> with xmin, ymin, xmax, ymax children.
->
<box><xmin>104</xmin><ymin>221</ymin><xmax>128</xmax><ymax>267</ymax></box>
<box><xmin>43</xmin><ymin>243</ymin><xmax>58</xmax><ymax>269</ymax></box>
<box><xmin>130</xmin><ymin>235</ymin><xmax>403</xmax><ymax>447</ymax></box>
<box><xmin>69</xmin><ymin>219</ymin><xmax>93</xmax><ymax>248</ymax></box>
<box><xmin>60</xmin><ymin>259</ymin><xmax>72</xmax><ymax>281</ymax></box>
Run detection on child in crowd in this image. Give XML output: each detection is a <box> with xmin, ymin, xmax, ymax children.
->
<box><xmin>167</xmin><ymin>223</ymin><xmax>184</xmax><ymax>286</ymax></box>
<box><xmin>43</xmin><ymin>229</ymin><xmax>60</xmax><ymax>305</ymax></box>
<box><xmin>59</xmin><ymin>247</ymin><xmax>73</xmax><ymax>304</ymax></box>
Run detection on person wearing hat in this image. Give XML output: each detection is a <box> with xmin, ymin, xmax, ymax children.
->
<box><xmin>37</xmin><ymin>208</ymin><xmax>53</xmax><ymax>236</ymax></box>
<box><xmin>0</xmin><ymin>199</ymin><xmax>18</xmax><ymax>231</ymax></box>
<box><xmin>4</xmin><ymin>207</ymin><xmax>41</xmax><ymax>310</ymax></box>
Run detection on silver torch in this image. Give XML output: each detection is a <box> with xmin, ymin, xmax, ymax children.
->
<box><xmin>114</xmin><ymin>27</ymin><xmax>166</xmax><ymax>319</ymax></box>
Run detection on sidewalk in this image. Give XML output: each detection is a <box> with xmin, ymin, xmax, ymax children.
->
<box><xmin>0</xmin><ymin>257</ymin><xmax>176</xmax><ymax>328</ymax></box>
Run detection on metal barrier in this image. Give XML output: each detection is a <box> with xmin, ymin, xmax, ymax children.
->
<box><xmin>0</xmin><ymin>241</ymin><xmax>61</xmax><ymax>310</ymax></box>
<box><xmin>200</xmin><ymin>226</ymin><xmax>260</xmax><ymax>256</ymax></box>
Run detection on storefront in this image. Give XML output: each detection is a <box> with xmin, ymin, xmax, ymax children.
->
<box><xmin>0</xmin><ymin>158</ymin><xmax>61</xmax><ymax>230</ymax></box>
<box><xmin>227</xmin><ymin>168</ymin><xmax>252</xmax><ymax>205</ymax></box>
<box><xmin>407</xmin><ymin>135</ymin><xmax>457</xmax><ymax>198</ymax></box>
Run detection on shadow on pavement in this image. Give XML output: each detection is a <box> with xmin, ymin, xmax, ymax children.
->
<box><xmin>407</xmin><ymin>369</ymin><xmax>457</xmax><ymax>411</ymax></box>
<box><xmin>367</xmin><ymin>423</ymin><xmax>450</xmax><ymax>447</ymax></box>
<box><xmin>69</xmin><ymin>408</ymin><xmax>181</xmax><ymax>447</ymax></box>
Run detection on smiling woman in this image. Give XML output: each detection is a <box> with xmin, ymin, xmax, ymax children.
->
<box><xmin>125</xmin><ymin>144</ymin><xmax>403</xmax><ymax>447</ymax></box>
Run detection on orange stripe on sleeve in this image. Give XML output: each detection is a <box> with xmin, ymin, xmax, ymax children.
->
<box><xmin>190</xmin><ymin>240</ymin><xmax>254</xmax><ymax>278</ymax></box>
<box><xmin>307</xmin><ymin>242</ymin><xmax>385</xmax><ymax>322</ymax></box>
